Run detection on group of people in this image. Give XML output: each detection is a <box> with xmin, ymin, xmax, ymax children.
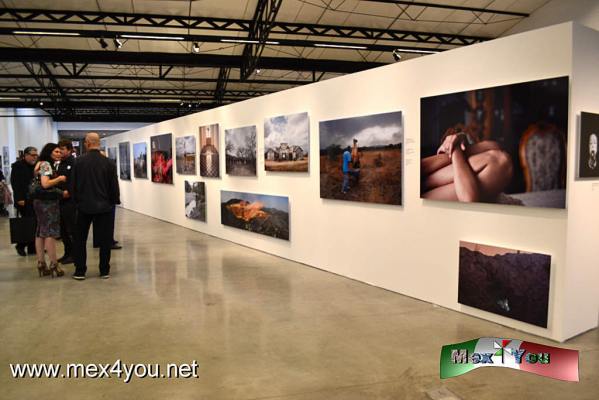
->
<box><xmin>9</xmin><ymin>132</ymin><xmax>121</xmax><ymax>280</ymax></box>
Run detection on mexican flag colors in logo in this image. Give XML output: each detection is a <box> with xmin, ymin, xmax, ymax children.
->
<box><xmin>440</xmin><ymin>337</ymin><xmax>579</xmax><ymax>382</ymax></box>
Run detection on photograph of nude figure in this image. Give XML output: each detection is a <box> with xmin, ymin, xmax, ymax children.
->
<box><xmin>420</xmin><ymin>76</ymin><xmax>569</xmax><ymax>209</ymax></box>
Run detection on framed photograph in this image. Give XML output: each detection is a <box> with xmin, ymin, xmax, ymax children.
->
<box><xmin>221</xmin><ymin>190</ymin><xmax>289</xmax><ymax>240</ymax></box>
<box><xmin>264</xmin><ymin>112</ymin><xmax>309</xmax><ymax>172</ymax></box>
<box><xmin>578</xmin><ymin>112</ymin><xmax>599</xmax><ymax>179</ymax></box>
<box><xmin>118</xmin><ymin>142</ymin><xmax>131</xmax><ymax>180</ymax></box>
<box><xmin>458</xmin><ymin>241</ymin><xmax>551</xmax><ymax>328</ymax></box>
<box><xmin>319</xmin><ymin>111</ymin><xmax>403</xmax><ymax>205</ymax></box>
<box><xmin>199</xmin><ymin>123</ymin><xmax>220</xmax><ymax>178</ymax></box>
<box><xmin>185</xmin><ymin>181</ymin><xmax>206</xmax><ymax>222</ymax></box>
<box><xmin>420</xmin><ymin>76</ymin><xmax>569</xmax><ymax>209</ymax></box>
<box><xmin>225</xmin><ymin>126</ymin><xmax>257</xmax><ymax>176</ymax></box>
<box><xmin>133</xmin><ymin>142</ymin><xmax>148</xmax><ymax>179</ymax></box>
<box><xmin>176</xmin><ymin>135</ymin><xmax>197</xmax><ymax>175</ymax></box>
<box><xmin>150</xmin><ymin>133</ymin><xmax>173</xmax><ymax>184</ymax></box>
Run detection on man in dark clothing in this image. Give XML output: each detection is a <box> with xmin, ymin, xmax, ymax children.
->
<box><xmin>71</xmin><ymin>133</ymin><xmax>120</xmax><ymax>280</ymax></box>
<box><xmin>56</xmin><ymin>139</ymin><xmax>76</xmax><ymax>264</ymax></box>
<box><xmin>10</xmin><ymin>146</ymin><xmax>38</xmax><ymax>256</ymax></box>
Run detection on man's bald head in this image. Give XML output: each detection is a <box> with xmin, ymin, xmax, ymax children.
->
<box><xmin>85</xmin><ymin>132</ymin><xmax>101</xmax><ymax>150</ymax></box>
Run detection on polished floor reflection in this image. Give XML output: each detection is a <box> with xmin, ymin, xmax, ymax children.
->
<box><xmin>1</xmin><ymin>209</ymin><xmax>597</xmax><ymax>399</ymax></box>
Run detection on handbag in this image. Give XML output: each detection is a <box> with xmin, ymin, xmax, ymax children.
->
<box><xmin>28</xmin><ymin>175</ymin><xmax>62</xmax><ymax>201</ymax></box>
<box><xmin>9</xmin><ymin>216</ymin><xmax>36</xmax><ymax>244</ymax></box>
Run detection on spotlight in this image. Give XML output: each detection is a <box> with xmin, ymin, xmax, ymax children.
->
<box><xmin>188</xmin><ymin>103</ymin><xmax>192</xmax><ymax>108</ymax></box>
<box><xmin>114</xmin><ymin>37</ymin><xmax>123</xmax><ymax>49</ymax></box>
<box><xmin>392</xmin><ymin>49</ymin><xmax>402</xmax><ymax>62</ymax></box>
<box><xmin>39</xmin><ymin>101</ymin><xmax>44</xmax><ymax>106</ymax></box>
<box><xmin>98</xmin><ymin>38</ymin><xmax>108</xmax><ymax>49</ymax></box>
<box><xmin>180</xmin><ymin>101</ymin><xmax>184</xmax><ymax>106</ymax></box>
<box><xmin>192</xmin><ymin>42</ymin><xmax>200</xmax><ymax>54</ymax></box>
<box><xmin>255</xmin><ymin>68</ymin><xmax>261</xmax><ymax>75</ymax></box>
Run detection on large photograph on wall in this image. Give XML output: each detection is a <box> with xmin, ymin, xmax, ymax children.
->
<box><xmin>150</xmin><ymin>133</ymin><xmax>173</xmax><ymax>184</ymax></box>
<box><xmin>458</xmin><ymin>241</ymin><xmax>551</xmax><ymax>328</ymax></box>
<box><xmin>107</xmin><ymin>147</ymin><xmax>117</xmax><ymax>164</ymax></box>
<box><xmin>199</xmin><ymin>123</ymin><xmax>220</xmax><ymax>178</ymax></box>
<box><xmin>221</xmin><ymin>190</ymin><xmax>289</xmax><ymax>240</ymax></box>
<box><xmin>225</xmin><ymin>125</ymin><xmax>257</xmax><ymax>176</ymax></box>
<box><xmin>578</xmin><ymin>112</ymin><xmax>599</xmax><ymax>179</ymax></box>
<box><xmin>319</xmin><ymin>111</ymin><xmax>403</xmax><ymax>205</ymax></box>
<box><xmin>185</xmin><ymin>181</ymin><xmax>206</xmax><ymax>222</ymax></box>
<box><xmin>118</xmin><ymin>142</ymin><xmax>131</xmax><ymax>180</ymax></box>
<box><xmin>176</xmin><ymin>135</ymin><xmax>196</xmax><ymax>175</ymax></box>
<box><xmin>420</xmin><ymin>76</ymin><xmax>569</xmax><ymax>209</ymax></box>
<box><xmin>264</xmin><ymin>112</ymin><xmax>309</xmax><ymax>172</ymax></box>
<box><xmin>133</xmin><ymin>142</ymin><xmax>148</xmax><ymax>179</ymax></box>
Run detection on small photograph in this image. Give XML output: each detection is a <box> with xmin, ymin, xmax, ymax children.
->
<box><xmin>421</xmin><ymin>76</ymin><xmax>569</xmax><ymax>209</ymax></box>
<box><xmin>225</xmin><ymin>125</ymin><xmax>257</xmax><ymax>176</ymax></box>
<box><xmin>199</xmin><ymin>123</ymin><xmax>220</xmax><ymax>178</ymax></box>
<box><xmin>221</xmin><ymin>190</ymin><xmax>289</xmax><ymax>240</ymax></box>
<box><xmin>133</xmin><ymin>142</ymin><xmax>148</xmax><ymax>179</ymax></box>
<box><xmin>578</xmin><ymin>112</ymin><xmax>599</xmax><ymax>179</ymax></box>
<box><xmin>118</xmin><ymin>142</ymin><xmax>131</xmax><ymax>180</ymax></box>
<box><xmin>458</xmin><ymin>241</ymin><xmax>551</xmax><ymax>328</ymax></box>
<box><xmin>176</xmin><ymin>135</ymin><xmax>197</xmax><ymax>175</ymax></box>
<box><xmin>107</xmin><ymin>147</ymin><xmax>117</xmax><ymax>164</ymax></box>
<box><xmin>319</xmin><ymin>111</ymin><xmax>403</xmax><ymax>205</ymax></box>
<box><xmin>150</xmin><ymin>133</ymin><xmax>173</xmax><ymax>184</ymax></box>
<box><xmin>185</xmin><ymin>181</ymin><xmax>206</xmax><ymax>222</ymax></box>
<box><xmin>264</xmin><ymin>112</ymin><xmax>309</xmax><ymax>172</ymax></box>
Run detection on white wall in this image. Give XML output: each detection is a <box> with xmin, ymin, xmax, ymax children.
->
<box><xmin>505</xmin><ymin>0</ymin><xmax>599</xmax><ymax>35</ymax></box>
<box><xmin>562</xmin><ymin>24</ymin><xmax>599</xmax><ymax>339</ymax></box>
<box><xmin>108</xmin><ymin>23</ymin><xmax>596</xmax><ymax>341</ymax></box>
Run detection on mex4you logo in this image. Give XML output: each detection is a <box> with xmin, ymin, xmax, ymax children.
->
<box><xmin>440</xmin><ymin>337</ymin><xmax>579</xmax><ymax>382</ymax></box>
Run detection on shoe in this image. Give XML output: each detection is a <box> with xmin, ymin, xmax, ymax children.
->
<box><xmin>16</xmin><ymin>246</ymin><xmax>26</xmax><ymax>257</ymax></box>
<box><xmin>72</xmin><ymin>274</ymin><xmax>86</xmax><ymax>281</ymax></box>
<box><xmin>37</xmin><ymin>261</ymin><xmax>51</xmax><ymax>277</ymax></box>
<box><xmin>60</xmin><ymin>256</ymin><xmax>74</xmax><ymax>265</ymax></box>
<box><xmin>100</xmin><ymin>274</ymin><xmax>110</xmax><ymax>279</ymax></box>
<box><xmin>111</xmin><ymin>244</ymin><xmax>122</xmax><ymax>250</ymax></box>
<box><xmin>49</xmin><ymin>262</ymin><xmax>64</xmax><ymax>278</ymax></box>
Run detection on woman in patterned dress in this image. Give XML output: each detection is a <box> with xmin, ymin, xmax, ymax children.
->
<box><xmin>33</xmin><ymin>143</ymin><xmax>67</xmax><ymax>277</ymax></box>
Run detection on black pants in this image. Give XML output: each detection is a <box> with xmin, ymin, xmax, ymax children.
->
<box><xmin>15</xmin><ymin>203</ymin><xmax>36</xmax><ymax>253</ymax></box>
<box><xmin>74</xmin><ymin>210</ymin><xmax>113</xmax><ymax>276</ymax></box>
<box><xmin>59</xmin><ymin>202</ymin><xmax>76</xmax><ymax>257</ymax></box>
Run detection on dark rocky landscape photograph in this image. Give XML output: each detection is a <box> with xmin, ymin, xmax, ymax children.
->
<box><xmin>458</xmin><ymin>241</ymin><xmax>551</xmax><ymax>328</ymax></box>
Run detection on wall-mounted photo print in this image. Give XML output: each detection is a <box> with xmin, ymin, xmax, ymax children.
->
<box><xmin>458</xmin><ymin>241</ymin><xmax>551</xmax><ymax>328</ymax></box>
<box><xmin>225</xmin><ymin>125</ymin><xmax>257</xmax><ymax>176</ymax></box>
<box><xmin>176</xmin><ymin>135</ymin><xmax>197</xmax><ymax>175</ymax></box>
<box><xmin>264</xmin><ymin>112</ymin><xmax>309</xmax><ymax>172</ymax></box>
<box><xmin>578</xmin><ymin>112</ymin><xmax>599</xmax><ymax>179</ymax></box>
<box><xmin>421</xmin><ymin>76</ymin><xmax>569</xmax><ymax>209</ymax></box>
<box><xmin>133</xmin><ymin>142</ymin><xmax>148</xmax><ymax>179</ymax></box>
<box><xmin>221</xmin><ymin>190</ymin><xmax>289</xmax><ymax>240</ymax></box>
<box><xmin>107</xmin><ymin>147</ymin><xmax>117</xmax><ymax>164</ymax></box>
<box><xmin>185</xmin><ymin>181</ymin><xmax>206</xmax><ymax>222</ymax></box>
<box><xmin>118</xmin><ymin>142</ymin><xmax>131</xmax><ymax>180</ymax></box>
<box><xmin>319</xmin><ymin>111</ymin><xmax>403</xmax><ymax>205</ymax></box>
<box><xmin>199</xmin><ymin>123</ymin><xmax>220</xmax><ymax>178</ymax></box>
<box><xmin>150</xmin><ymin>133</ymin><xmax>173</xmax><ymax>184</ymax></box>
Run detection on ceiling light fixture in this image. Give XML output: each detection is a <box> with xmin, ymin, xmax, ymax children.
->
<box><xmin>255</xmin><ymin>69</ymin><xmax>261</xmax><ymax>75</ymax></box>
<box><xmin>39</xmin><ymin>101</ymin><xmax>44</xmax><ymax>106</ymax></box>
<box><xmin>394</xmin><ymin>48</ymin><xmax>438</xmax><ymax>55</ymax></box>
<box><xmin>192</xmin><ymin>42</ymin><xmax>201</xmax><ymax>54</ymax></box>
<box><xmin>392</xmin><ymin>49</ymin><xmax>402</xmax><ymax>62</ymax></box>
<box><xmin>98</xmin><ymin>38</ymin><xmax>108</xmax><ymax>49</ymax></box>
<box><xmin>12</xmin><ymin>30</ymin><xmax>80</xmax><ymax>36</ymax></box>
<box><xmin>149</xmin><ymin>99</ymin><xmax>181</xmax><ymax>103</ymax></box>
<box><xmin>314</xmin><ymin>43</ymin><xmax>368</xmax><ymax>50</ymax></box>
<box><xmin>220</xmin><ymin>39</ymin><xmax>279</xmax><ymax>45</ymax></box>
<box><xmin>0</xmin><ymin>97</ymin><xmax>21</xmax><ymax>101</ymax></box>
<box><xmin>114</xmin><ymin>37</ymin><xmax>123</xmax><ymax>49</ymax></box>
<box><xmin>121</xmin><ymin>34</ymin><xmax>184</xmax><ymax>40</ymax></box>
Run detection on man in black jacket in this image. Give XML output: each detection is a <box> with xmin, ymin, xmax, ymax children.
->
<box><xmin>10</xmin><ymin>146</ymin><xmax>38</xmax><ymax>256</ymax></box>
<box><xmin>56</xmin><ymin>139</ymin><xmax>76</xmax><ymax>264</ymax></box>
<box><xmin>71</xmin><ymin>133</ymin><xmax>120</xmax><ymax>280</ymax></box>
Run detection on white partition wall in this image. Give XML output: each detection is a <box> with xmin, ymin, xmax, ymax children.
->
<box><xmin>107</xmin><ymin>22</ymin><xmax>599</xmax><ymax>342</ymax></box>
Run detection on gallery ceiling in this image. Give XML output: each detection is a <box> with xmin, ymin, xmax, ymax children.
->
<box><xmin>0</xmin><ymin>0</ymin><xmax>550</xmax><ymax>122</ymax></box>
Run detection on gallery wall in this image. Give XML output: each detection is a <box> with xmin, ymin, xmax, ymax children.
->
<box><xmin>107</xmin><ymin>22</ymin><xmax>598</xmax><ymax>341</ymax></box>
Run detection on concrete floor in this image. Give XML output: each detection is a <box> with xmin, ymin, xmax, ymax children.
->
<box><xmin>1</xmin><ymin>208</ymin><xmax>597</xmax><ymax>399</ymax></box>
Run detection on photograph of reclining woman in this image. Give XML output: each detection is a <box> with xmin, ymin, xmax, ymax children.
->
<box><xmin>420</xmin><ymin>76</ymin><xmax>569</xmax><ymax>209</ymax></box>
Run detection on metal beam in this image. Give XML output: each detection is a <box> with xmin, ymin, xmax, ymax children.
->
<box><xmin>241</xmin><ymin>0</ymin><xmax>283</xmax><ymax>80</ymax></box>
<box><xmin>0</xmin><ymin>8</ymin><xmax>489</xmax><ymax>46</ymax></box>
<box><xmin>0</xmin><ymin>86</ymin><xmax>272</xmax><ymax>97</ymax></box>
<box><xmin>0</xmin><ymin>73</ymin><xmax>309</xmax><ymax>86</ymax></box>
<box><xmin>0</xmin><ymin>48</ymin><xmax>385</xmax><ymax>73</ymax></box>
<box><xmin>214</xmin><ymin>67</ymin><xmax>232</xmax><ymax>105</ymax></box>
<box><xmin>362</xmin><ymin>1</ymin><xmax>530</xmax><ymax>17</ymax></box>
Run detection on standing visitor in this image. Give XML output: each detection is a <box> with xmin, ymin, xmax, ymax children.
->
<box><xmin>10</xmin><ymin>146</ymin><xmax>38</xmax><ymax>256</ymax></box>
<box><xmin>56</xmin><ymin>139</ymin><xmax>76</xmax><ymax>264</ymax></box>
<box><xmin>71</xmin><ymin>132</ymin><xmax>120</xmax><ymax>280</ymax></box>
